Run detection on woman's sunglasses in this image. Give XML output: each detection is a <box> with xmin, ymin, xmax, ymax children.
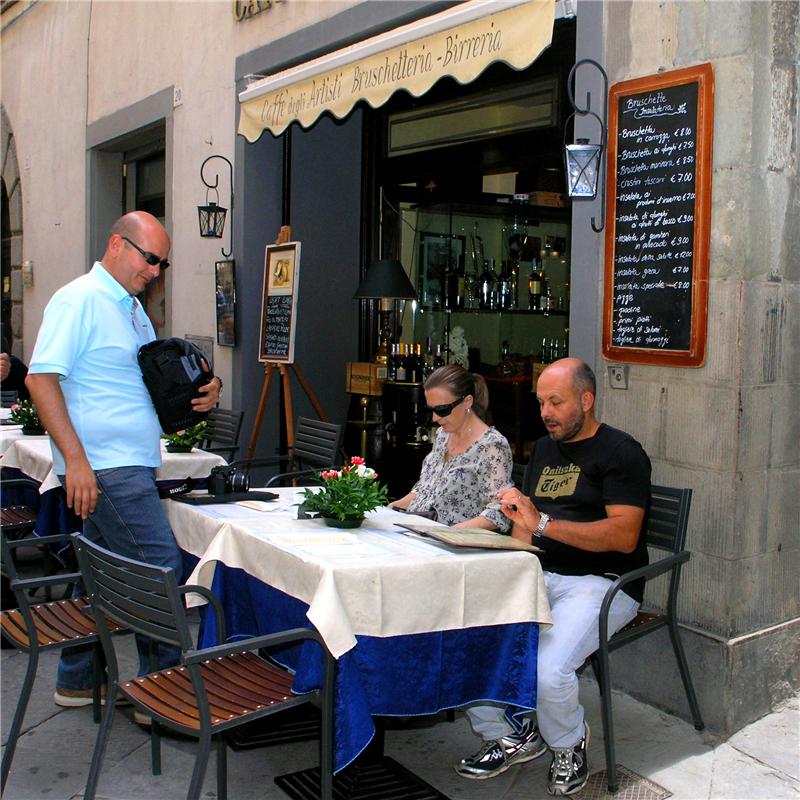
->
<box><xmin>122</xmin><ymin>236</ymin><xmax>170</xmax><ymax>270</ymax></box>
<box><xmin>427</xmin><ymin>396</ymin><xmax>465</xmax><ymax>417</ymax></box>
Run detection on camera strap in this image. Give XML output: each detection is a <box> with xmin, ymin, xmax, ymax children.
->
<box><xmin>157</xmin><ymin>478</ymin><xmax>196</xmax><ymax>499</ymax></box>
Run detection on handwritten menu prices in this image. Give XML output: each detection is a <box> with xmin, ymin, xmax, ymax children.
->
<box><xmin>263</xmin><ymin>295</ymin><xmax>292</xmax><ymax>360</ymax></box>
<box><xmin>612</xmin><ymin>83</ymin><xmax>698</xmax><ymax>350</ymax></box>
<box><xmin>603</xmin><ymin>64</ymin><xmax>713</xmax><ymax>367</ymax></box>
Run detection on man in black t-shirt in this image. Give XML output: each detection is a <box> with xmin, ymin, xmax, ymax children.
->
<box><xmin>456</xmin><ymin>358</ymin><xmax>651</xmax><ymax>796</ymax></box>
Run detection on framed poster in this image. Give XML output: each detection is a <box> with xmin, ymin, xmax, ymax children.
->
<box><xmin>214</xmin><ymin>259</ymin><xmax>236</xmax><ymax>347</ymax></box>
<box><xmin>602</xmin><ymin>63</ymin><xmax>714</xmax><ymax>367</ymax></box>
<box><xmin>184</xmin><ymin>334</ymin><xmax>214</xmax><ymax>372</ymax></box>
<box><xmin>418</xmin><ymin>232</ymin><xmax>466</xmax><ymax>306</ymax></box>
<box><xmin>258</xmin><ymin>242</ymin><xmax>301</xmax><ymax>363</ymax></box>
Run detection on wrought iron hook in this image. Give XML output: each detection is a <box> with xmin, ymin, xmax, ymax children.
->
<box><xmin>200</xmin><ymin>155</ymin><xmax>234</xmax><ymax>257</ymax></box>
<box><xmin>567</xmin><ymin>59</ymin><xmax>608</xmax><ymax>233</ymax></box>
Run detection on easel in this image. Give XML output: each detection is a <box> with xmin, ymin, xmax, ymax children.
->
<box><xmin>245</xmin><ymin>225</ymin><xmax>330</xmax><ymax>461</ymax></box>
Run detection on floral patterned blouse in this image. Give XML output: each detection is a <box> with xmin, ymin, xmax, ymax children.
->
<box><xmin>408</xmin><ymin>426</ymin><xmax>513</xmax><ymax>531</ymax></box>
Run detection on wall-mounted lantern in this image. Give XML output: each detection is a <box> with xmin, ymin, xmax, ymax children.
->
<box><xmin>197</xmin><ymin>155</ymin><xmax>234</xmax><ymax>257</ymax></box>
<box><xmin>564</xmin><ymin>58</ymin><xmax>608</xmax><ymax>232</ymax></box>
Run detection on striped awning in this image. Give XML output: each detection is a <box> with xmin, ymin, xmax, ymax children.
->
<box><xmin>238</xmin><ymin>0</ymin><xmax>555</xmax><ymax>142</ymax></box>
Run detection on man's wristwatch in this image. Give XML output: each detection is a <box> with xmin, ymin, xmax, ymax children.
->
<box><xmin>216</xmin><ymin>376</ymin><xmax>224</xmax><ymax>395</ymax></box>
<box><xmin>533</xmin><ymin>512</ymin><xmax>551</xmax><ymax>538</ymax></box>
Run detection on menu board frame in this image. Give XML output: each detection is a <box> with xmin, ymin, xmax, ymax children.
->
<box><xmin>258</xmin><ymin>241</ymin><xmax>301</xmax><ymax>363</ymax></box>
<box><xmin>602</xmin><ymin>63</ymin><xmax>714</xmax><ymax>367</ymax></box>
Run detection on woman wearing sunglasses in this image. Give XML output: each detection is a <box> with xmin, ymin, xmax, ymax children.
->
<box><xmin>390</xmin><ymin>364</ymin><xmax>513</xmax><ymax>530</ymax></box>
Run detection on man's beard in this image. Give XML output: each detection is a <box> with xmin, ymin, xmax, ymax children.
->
<box><xmin>545</xmin><ymin>407</ymin><xmax>585</xmax><ymax>442</ymax></box>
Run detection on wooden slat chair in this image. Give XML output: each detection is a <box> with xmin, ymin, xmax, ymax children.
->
<box><xmin>0</xmin><ymin>525</ymin><xmax>126</xmax><ymax>792</ymax></box>
<box><xmin>265</xmin><ymin>417</ymin><xmax>344</xmax><ymax>487</ymax></box>
<box><xmin>589</xmin><ymin>484</ymin><xmax>705</xmax><ymax>792</ymax></box>
<box><xmin>202</xmin><ymin>408</ymin><xmax>244</xmax><ymax>461</ymax></box>
<box><xmin>73</xmin><ymin>533</ymin><xmax>335</xmax><ymax>800</ymax></box>
<box><xmin>0</xmin><ymin>477</ymin><xmax>39</xmax><ymax>539</ymax></box>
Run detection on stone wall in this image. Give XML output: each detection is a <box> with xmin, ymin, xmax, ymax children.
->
<box><xmin>598</xmin><ymin>0</ymin><xmax>799</xmax><ymax>732</ymax></box>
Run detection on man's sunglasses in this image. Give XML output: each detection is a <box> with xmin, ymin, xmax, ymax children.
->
<box><xmin>427</xmin><ymin>396</ymin><xmax>465</xmax><ymax>417</ymax></box>
<box><xmin>122</xmin><ymin>236</ymin><xmax>170</xmax><ymax>270</ymax></box>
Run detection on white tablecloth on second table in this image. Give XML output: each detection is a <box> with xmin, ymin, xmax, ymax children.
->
<box><xmin>0</xmin><ymin>434</ymin><xmax>226</xmax><ymax>492</ymax></box>
<box><xmin>166</xmin><ymin>489</ymin><xmax>552</xmax><ymax>659</ymax></box>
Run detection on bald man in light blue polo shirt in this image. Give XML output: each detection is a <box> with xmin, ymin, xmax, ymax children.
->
<box><xmin>26</xmin><ymin>211</ymin><xmax>222</xmax><ymax>708</ymax></box>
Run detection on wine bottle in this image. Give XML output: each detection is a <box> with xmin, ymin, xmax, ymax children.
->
<box><xmin>528</xmin><ymin>259</ymin><xmax>542</xmax><ymax>310</ymax></box>
<box><xmin>433</xmin><ymin>343</ymin><xmax>445</xmax><ymax>369</ymax></box>
<box><xmin>412</xmin><ymin>342</ymin><xmax>423</xmax><ymax>383</ymax></box>
<box><xmin>387</xmin><ymin>343</ymin><xmax>398</xmax><ymax>381</ymax></box>
<box><xmin>423</xmin><ymin>338</ymin><xmax>434</xmax><ymax>378</ymax></box>
<box><xmin>480</xmin><ymin>259</ymin><xmax>497</xmax><ymax>310</ymax></box>
<box><xmin>396</xmin><ymin>343</ymin><xmax>408</xmax><ymax>382</ymax></box>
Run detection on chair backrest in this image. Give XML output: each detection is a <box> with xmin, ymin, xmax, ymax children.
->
<box><xmin>291</xmin><ymin>417</ymin><xmax>344</xmax><ymax>471</ymax></box>
<box><xmin>203</xmin><ymin>408</ymin><xmax>244</xmax><ymax>461</ymax></box>
<box><xmin>73</xmin><ymin>534</ymin><xmax>193</xmax><ymax>654</ymax></box>
<box><xmin>511</xmin><ymin>462</ymin><xmax>526</xmax><ymax>490</ymax></box>
<box><xmin>1</xmin><ymin>390</ymin><xmax>19</xmax><ymax>407</ymax></box>
<box><xmin>645</xmin><ymin>485</ymin><xmax>693</xmax><ymax>554</ymax></box>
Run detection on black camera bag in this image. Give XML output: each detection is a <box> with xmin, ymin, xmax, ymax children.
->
<box><xmin>137</xmin><ymin>338</ymin><xmax>213</xmax><ymax>434</ymax></box>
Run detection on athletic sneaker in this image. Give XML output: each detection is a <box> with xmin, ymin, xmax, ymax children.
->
<box><xmin>455</xmin><ymin>720</ymin><xmax>548</xmax><ymax>780</ymax></box>
<box><xmin>547</xmin><ymin>722</ymin><xmax>590</xmax><ymax>796</ymax></box>
<box><xmin>53</xmin><ymin>687</ymin><xmax>95</xmax><ymax>707</ymax></box>
<box><xmin>53</xmin><ymin>685</ymin><xmax>131</xmax><ymax>708</ymax></box>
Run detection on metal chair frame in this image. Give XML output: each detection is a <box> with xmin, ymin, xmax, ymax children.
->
<box><xmin>0</xmin><ymin>517</ymin><xmax>127</xmax><ymax>791</ymax></box>
<box><xmin>202</xmin><ymin>407</ymin><xmax>244</xmax><ymax>461</ymax></box>
<box><xmin>73</xmin><ymin>533</ymin><xmax>335</xmax><ymax>800</ymax></box>
<box><xmin>264</xmin><ymin>417</ymin><xmax>343</xmax><ymax>487</ymax></box>
<box><xmin>590</xmin><ymin>484</ymin><xmax>704</xmax><ymax>792</ymax></box>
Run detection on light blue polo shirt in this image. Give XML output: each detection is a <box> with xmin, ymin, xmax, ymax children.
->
<box><xmin>28</xmin><ymin>262</ymin><xmax>162</xmax><ymax>474</ymax></box>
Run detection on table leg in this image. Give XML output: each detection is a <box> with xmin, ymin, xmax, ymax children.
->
<box><xmin>274</xmin><ymin>717</ymin><xmax>450</xmax><ymax>800</ymax></box>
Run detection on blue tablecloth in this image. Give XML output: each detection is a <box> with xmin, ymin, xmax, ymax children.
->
<box><xmin>192</xmin><ymin>558</ymin><xmax>539</xmax><ymax>772</ymax></box>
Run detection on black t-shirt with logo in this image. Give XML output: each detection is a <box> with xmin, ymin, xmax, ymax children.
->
<box><xmin>522</xmin><ymin>423</ymin><xmax>652</xmax><ymax>602</ymax></box>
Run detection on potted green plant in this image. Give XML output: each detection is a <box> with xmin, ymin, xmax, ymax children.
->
<box><xmin>9</xmin><ymin>400</ymin><xmax>45</xmax><ymax>435</ymax></box>
<box><xmin>161</xmin><ymin>421</ymin><xmax>207</xmax><ymax>453</ymax></box>
<box><xmin>301</xmin><ymin>456</ymin><xmax>388</xmax><ymax>528</ymax></box>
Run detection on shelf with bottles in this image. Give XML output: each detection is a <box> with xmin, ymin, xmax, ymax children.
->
<box><xmin>397</xmin><ymin>201</ymin><xmax>570</xmax><ymax>370</ymax></box>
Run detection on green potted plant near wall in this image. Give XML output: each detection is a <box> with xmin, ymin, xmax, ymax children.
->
<box><xmin>9</xmin><ymin>400</ymin><xmax>45</xmax><ymax>435</ymax></box>
<box><xmin>301</xmin><ymin>456</ymin><xmax>388</xmax><ymax>529</ymax></box>
<box><xmin>161</xmin><ymin>421</ymin><xmax>207</xmax><ymax>453</ymax></box>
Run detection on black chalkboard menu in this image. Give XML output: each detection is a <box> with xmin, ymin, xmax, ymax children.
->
<box><xmin>603</xmin><ymin>64</ymin><xmax>714</xmax><ymax>367</ymax></box>
<box><xmin>258</xmin><ymin>242</ymin><xmax>301</xmax><ymax>363</ymax></box>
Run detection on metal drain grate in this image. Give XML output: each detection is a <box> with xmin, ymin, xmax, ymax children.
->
<box><xmin>581</xmin><ymin>765</ymin><xmax>672</xmax><ymax>800</ymax></box>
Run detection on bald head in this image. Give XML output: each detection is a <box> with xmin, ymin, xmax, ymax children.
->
<box><xmin>108</xmin><ymin>211</ymin><xmax>166</xmax><ymax>244</ymax></box>
<box><xmin>102</xmin><ymin>211</ymin><xmax>170</xmax><ymax>296</ymax></box>
<box><xmin>540</xmin><ymin>358</ymin><xmax>596</xmax><ymax>397</ymax></box>
<box><xmin>536</xmin><ymin>358</ymin><xmax>599</xmax><ymax>442</ymax></box>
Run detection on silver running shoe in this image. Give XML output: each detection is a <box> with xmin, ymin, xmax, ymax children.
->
<box><xmin>547</xmin><ymin>722</ymin><xmax>590</xmax><ymax>796</ymax></box>
<box><xmin>455</xmin><ymin>720</ymin><xmax>548</xmax><ymax>780</ymax></box>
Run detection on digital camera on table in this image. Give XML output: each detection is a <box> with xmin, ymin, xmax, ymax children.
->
<box><xmin>208</xmin><ymin>464</ymin><xmax>250</xmax><ymax>495</ymax></box>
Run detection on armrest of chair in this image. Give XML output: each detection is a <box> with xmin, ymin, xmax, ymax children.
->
<box><xmin>182</xmin><ymin>625</ymin><xmax>331</xmax><ymax>665</ymax></box>
<box><xmin>9</xmin><ymin>571</ymin><xmax>82</xmax><ymax>592</ymax></box>
<box><xmin>265</xmin><ymin>468</ymin><xmax>324</xmax><ymax>488</ymax></box>
<box><xmin>4</xmin><ymin>532</ymin><xmax>77</xmax><ymax>550</ymax></box>
<box><xmin>597</xmin><ymin>550</ymin><xmax>691</xmax><ymax>642</ymax></box>
<box><xmin>178</xmin><ymin>583</ymin><xmax>227</xmax><ymax>644</ymax></box>
<box><xmin>1</xmin><ymin>477</ymin><xmax>42</xmax><ymax>493</ymax></box>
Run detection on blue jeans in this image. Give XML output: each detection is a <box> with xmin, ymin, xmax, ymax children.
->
<box><xmin>466</xmin><ymin>571</ymin><xmax>640</xmax><ymax>749</ymax></box>
<box><xmin>57</xmin><ymin>466</ymin><xmax>183</xmax><ymax>690</ymax></box>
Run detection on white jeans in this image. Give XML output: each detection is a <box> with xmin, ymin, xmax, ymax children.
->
<box><xmin>466</xmin><ymin>571</ymin><xmax>640</xmax><ymax>749</ymax></box>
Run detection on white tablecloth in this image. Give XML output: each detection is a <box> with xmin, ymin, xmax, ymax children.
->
<box><xmin>166</xmin><ymin>489</ymin><xmax>552</xmax><ymax>659</ymax></box>
<box><xmin>0</xmin><ymin>434</ymin><xmax>226</xmax><ymax>492</ymax></box>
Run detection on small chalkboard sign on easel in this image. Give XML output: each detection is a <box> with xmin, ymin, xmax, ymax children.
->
<box><xmin>259</xmin><ymin>242</ymin><xmax>301</xmax><ymax>363</ymax></box>
<box><xmin>603</xmin><ymin>63</ymin><xmax>714</xmax><ymax>367</ymax></box>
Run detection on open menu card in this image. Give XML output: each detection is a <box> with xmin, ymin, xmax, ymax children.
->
<box><xmin>395</xmin><ymin>524</ymin><xmax>543</xmax><ymax>553</ymax></box>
